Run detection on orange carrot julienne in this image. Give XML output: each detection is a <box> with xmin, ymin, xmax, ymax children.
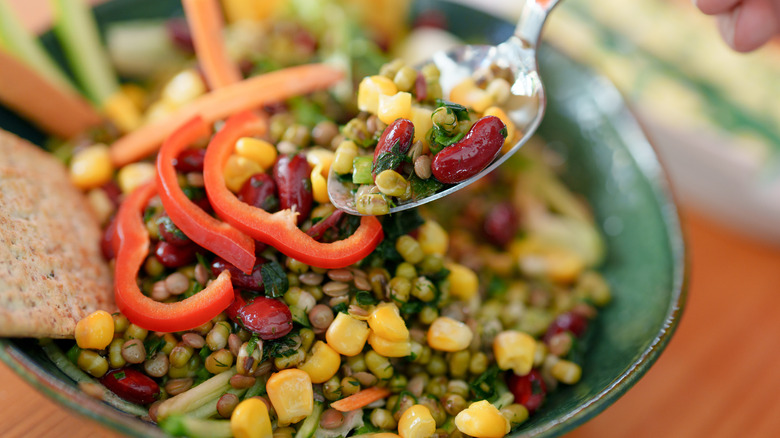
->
<box><xmin>329</xmin><ymin>387</ymin><xmax>392</xmax><ymax>412</ymax></box>
<box><xmin>108</xmin><ymin>63</ymin><xmax>343</xmax><ymax>167</ymax></box>
<box><xmin>182</xmin><ymin>0</ymin><xmax>241</xmax><ymax>90</ymax></box>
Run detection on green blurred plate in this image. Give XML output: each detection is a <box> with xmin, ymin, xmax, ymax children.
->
<box><xmin>0</xmin><ymin>0</ymin><xmax>687</xmax><ymax>436</ymax></box>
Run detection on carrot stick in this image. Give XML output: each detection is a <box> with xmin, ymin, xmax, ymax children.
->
<box><xmin>182</xmin><ymin>0</ymin><xmax>241</xmax><ymax>90</ymax></box>
<box><xmin>0</xmin><ymin>49</ymin><xmax>101</xmax><ymax>138</ymax></box>
<box><xmin>329</xmin><ymin>387</ymin><xmax>392</xmax><ymax>412</ymax></box>
<box><xmin>109</xmin><ymin>63</ymin><xmax>342</xmax><ymax>167</ymax></box>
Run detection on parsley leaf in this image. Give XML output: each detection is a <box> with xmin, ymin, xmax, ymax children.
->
<box><xmin>471</xmin><ymin>365</ymin><xmax>502</xmax><ymax>401</ymax></box>
<box><xmin>332</xmin><ymin>302</ymin><xmax>349</xmax><ymax>314</ymax></box>
<box><xmin>246</xmin><ymin>334</ymin><xmax>260</xmax><ymax>356</ymax></box>
<box><xmin>114</xmin><ymin>371</ymin><xmax>126</xmax><ymax>380</ymax></box>
<box><xmin>381</xmin><ymin>210</ymin><xmax>425</xmax><ymax>241</ymax></box>
<box><xmin>261</xmin><ymin>261</ymin><xmax>289</xmax><ymax>298</ymax></box>
<box><xmin>262</xmin><ymin>331</ymin><xmax>300</xmax><ymax>361</ymax></box>
<box><xmin>372</xmin><ymin>140</ymin><xmax>408</xmax><ymax>175</ymax></box>
<box><xmin>435</xmin><ymin>99</ymin><xmax>470</xmax><ymax>121</ymax></box>
<box><xmin>144</xmin><ymin>336</ymin><xmax>166</xmax><ymax>360</ymax></box>
<box><xmin>155</xmin><ymin>216</ymin><xmax>188</xmax><ymax>242</ymax></box>
<box><xmin>356</xmin><ymin>290</ymin><xmax>378</xmax><ymax>306</ymax></box>
<box><xmin>410</xmin><ymin>174</ymin><xmax>445</xmax><ymax>201</ymax></box>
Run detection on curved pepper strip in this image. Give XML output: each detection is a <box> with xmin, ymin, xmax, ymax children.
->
<box><xmin>114</xmin><ymin>180</ymin><xmax>234</xmax><ymax>332</ymax></box>
<box><xmin>203</xmin><ymin>111</ymin><xmax>384</xmax><ymax>269</ymax></box>
<box><xmin>156</xmin><ymin>115</ymin><xmax>256</xmax><ymax>273</ymax></box>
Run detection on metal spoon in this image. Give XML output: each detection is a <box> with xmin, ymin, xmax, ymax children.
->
<box><xmin>329</xmin><ymin>0</ymin><xmax>561</xmax><ymax>215</ymax></box>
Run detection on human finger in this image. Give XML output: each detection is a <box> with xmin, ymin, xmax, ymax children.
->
<box><xmin>717</xmin><ymin>0</ymin><xmax>780</xmax><ymax>51</ymax></box>
<box><xmin>695</xmin><ymin>0</ymin><xmax>742</xmax><ymax>15</ymax></box>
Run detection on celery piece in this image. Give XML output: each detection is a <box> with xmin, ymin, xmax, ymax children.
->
<box><xmin>352</xmin><ymin>156</ymin><xmax>374</xmax><ymax>185</ymax></box>
<box><xmin>185</xmin><ymin>387</ymin><xmax>246</xmax><ymax>419</ymax></box>
<box><xmin>159</xmin><ymin>415</ymin><xmax>232</xmax><ymax>438</ymax></box>
<box><xmin>52</xmin><ymin>0</ymin><xmax>119</xmax><ymax>105</ymax></box>
<box><xmin>156</xmin><ymin>368</ymin><xmax>237</xmax><ymax>420</ymax></box>
<box><xmin>294</xmin><ymin>400</ymin><xmax>323</xmax><ymax>438</ymax></box>
<box><xmin>0</xmin><ymin>0</ymin><xmax>76</xmax><ymax>92</ymax></box>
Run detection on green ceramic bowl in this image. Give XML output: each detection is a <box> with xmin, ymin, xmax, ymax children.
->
<box><xmin>0</xmin><ymin>0</ymin><xmax>687</xmax><ymax>436</ymax></box>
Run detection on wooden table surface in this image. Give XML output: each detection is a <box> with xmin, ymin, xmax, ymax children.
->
<box><xmin>4</xmin><ymin>1</ymin><xmax>780</xmax><ymax>437</ymax></box>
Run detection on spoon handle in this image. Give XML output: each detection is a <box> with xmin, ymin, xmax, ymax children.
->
<box><xmin>514</xmin><ymin>0</ymin><xmax>562</xmax><ymax>48</ymax></box>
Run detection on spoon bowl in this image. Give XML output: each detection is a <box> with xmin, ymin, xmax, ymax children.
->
<box><xmin>329</xmin><ymin>0</ymin><xmax>562</xmax><ymax>215</ymax></box>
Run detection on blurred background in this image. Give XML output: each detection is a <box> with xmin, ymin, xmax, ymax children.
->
<box><xmin>2</xmin><ymin>0</ymin><xmax>780</xmax><ymax>437</ymax></box>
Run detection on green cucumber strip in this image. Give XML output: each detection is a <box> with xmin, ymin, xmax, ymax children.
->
<box><xmin>52</xmin><ymin>0</ymin><xmax>119</xmax><ymax>105</ymax></box>
<box><xmin>294</xmin><ymin>400</ymin><xmax>324</xmax><ymax>438</ymax></box>
<box><xmin>0</xmin><ymin>0</ymin><xmax>76</xmax><ymax>92</ymax></box>
<box><xmin>159</xmin><ymin>415</ymin><xmax>232</xmax><ymax>438</ymax></box>
<box><xmin>352</xmin><ymin>156</ymin><xmax>374</xmax><ymax>184</ymax></box>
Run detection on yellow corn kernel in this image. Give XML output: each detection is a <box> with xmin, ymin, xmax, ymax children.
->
<box><xmin>486</xmin><ymin>78</ymin><xmax>512</xmax><ymax>104</ymax></box>
<box><xmin>377</xmin><ymin>92</ymin><xmax>412</xmax><ymax>125</ymax></box>
<box><xmin>298</xmin><ymin>341</ymin><xmax>340</xmax><ymax>384</ymax></box>
<box><xmin>311</xmin><ymin>164</ymin><xmax>329</xmax><ymax>204</ymax></box>
<box><xmin>117</xmin><ymin>162</ymin><xmax>156</xmax><ymax>194</ymax></box>
<box><xmin>358</xmin><ymin>75</ymin><xmax>397</xmax><ymax>114</ymax></box>
<box><xmin>103</xmin><ymin>90</ymin><xmax>142</xmax><ymax>133</ymax></box>
<box><xmin>223</xmin><ymin>0</ymin><xmax>283</xmax><ymax>22</ymax></box>
<box><xmin>493</xmin><ymin>330</ymin><xmax>536</xmax><ymax>376</ymax></box>
<box><xmin>368</xmin><ymin>332</ymin><xmax>411</xmax><ymax>357</ymax></box>
<box><xmin>307</xmin><ymin>147</ymin><xmax>335</xmax><ymax>175</ymax></box>
<box><xmin>235</xmin><ymin>137</ymin><xmax>277</xmax><ymax>170</ymax></box>
<box><xmin>368</xmin><ymin>302</ymin><xmax>409</xmax><ymax>342</ymax></box>
<box><xmin>119</xmin><ymin>83</ymin><xmax>147</xmax><ymax>110</ymax></box>
<box><xmin>427</xmin><ymin>317</ymin><xmax>473</xmax><ymax>352</ymax></box>
<box><xmin>483</xmin><ymin>106</ymin><xmax>518</xmax><ymax>152</ymax></box>
<box><xmin>69</xmin><ymin>144</ymin><xmax>114</xmax><ymax>190</ymax></box>
<box><xmin>449</xmin><ymin>78</ymin><xmax>494</xmax><ymax>113</ymax></box>
<box><xmin>417</xmin><ymin>220</ymin><xmax>448</xmax><ymax>256</ymax></box>
<box><xmin>544</xmin><ymin>248</ymin><xmax>585</xmax><ymax>284</ymax></box>
<box><xmin>367</xmin><ymin>434</ymin><xmax>401</xmax><ymax>438</ymax></box>
<box><xmin>454</xmin><ymin>400</ymin><xmax>510</xmax><ymax>438</ymax></box>
<box><xmin>86</xmin><ymin>188</ymin><xmax>115</xmax><ymax>224</ymax></box>
<box><xmin>326</xmin><ymin>312</ymin><xmax>370</xmax><ymax>356</ymax></box>
<box><xmin>224</xmin><ymin>155</ymin><xmax>264</xmax><ymax>192</ymax></box>
<box><xmin>74</xmin><ymin>310</ymin><xmax>114</xmax><ymax>350</ymax></box>
<box><xmin>231</xmin><ymin>397</ymin><xmax>273</xmax><ymax>438</ymax></box>
<box><xmin>161</xmin><ymin>69</ymin><xmax>206</xmax><ymax>106</ymax></box>
<box><xmin>266</xmin><ymin>369</ymin><xmax>313</xmax><ymax>426</ymax></box>
<box><xmin>409</xmin><ymin>105</ymin><xmax>433</xmax><ymax>146</ymax></box>
<box><xmin>144</xmin><ymin>99</ymin><xmax>177</xmax><ymax>123</ymax></box>
<box><xmin>446</xmin><ymin>263</ymin><xmax>478</xmax><ymax>300</ymax></box>
<box><xmin>551</xmin><ymin>359</ymin><xmax>582</xmax><ymax>384</ymax></box>
<box><xmin>332</xmin><ymin>140</ymin><xmax>359</xmax><ymax>175</ymax></box>
<box><xmin>375</xmin><ymin>170</ymin><xmax>409</xmax><ymax>197</ymax></box>
<box><xmin>398</xmin><ymin>404</ymin><xmax>436</xmax><ymax>438</ymax></box>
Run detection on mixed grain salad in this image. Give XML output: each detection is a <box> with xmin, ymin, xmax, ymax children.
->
<box><xmin>0</xmin><ymin>0</ymin><xmax>610</xmax><ymax>437</ymax></box>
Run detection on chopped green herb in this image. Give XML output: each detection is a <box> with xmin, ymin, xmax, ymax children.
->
<box><xmin>66</xmin><ymin>344</ymin><xmax>82</xmax><ymax>364</ymax></box>
<box><xmin>332</xmin><ymin>302</ymin><xmax>349</xmax><ymax>314</ymax></box>
<box><xmin>144</xmin><ymin>336</ymin><xmax>165</xmax><ymax>360</ymax></box>
<box><xmin>471</xmin><ymin>365</ymin><xmax>502</xmax><ymax>401</ymax></box>
<box><xmin>487</xmin><ymin>276</ymin><xmax>509</xmax><ymax>298</ymax></box>
<box><xmin>262</xmin><ymin>331</ymin><xmax>300</xmax><ymax>361</ymax></box>
<box><xmin>114</xmin><ymin>371</ymin><xmax>126</xmax><ymax>380</ymax></box>
<box><xmin>400</xmin><ymin>300</ymin><xmax>425</xmax><ymax>315</ymax></box>
<box><xmin>155</xmin><ymin>216</ymin><xmax>188</xmax><ymax>242</ymax></box>
<box><xmin>410</xmin><ymin>174</ymin><xmax>444</xmax><ymax>201</ymax></box>
<box><xmin>199</xmin><ymin>346</ymin><xmax>212</xmax><ymax>362</ymax></box>
<box><xmin>261</xmin><ymin>261</ymin><xmax>289</xmax><ymax>298</ymax></box>
<box><xmin>142</xmin><ymin>206</ymin><xmax>157</xmax><ymax>223</ymax></box>
<box><xmin>435</xmin><ymin>99</ymin><xmax>470</xmax><ymax>121</ymax></box>
<box><xmin>356</xmin><ymin>290</ymin><xmax>378</xmax><ymax>306</ymax></box>
<box><xmin>372</xmin><ymin>140</ymin><xmax>411</xmax><ymax>175</ymax></box>
<box><xmin>246</xmin><ymin>334</ymin><xmax>260</xmax><ymax>356</ymax></box>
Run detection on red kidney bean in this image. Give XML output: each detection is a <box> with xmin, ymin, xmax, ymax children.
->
<box><xmin>101</xmin><ymin>180</ymin><xmax>123</xmax><ymax>208</ymax></box>
<box><xmin>173</xmin><ymin>148</ymin><xmax>206</xmax><ymax>173</ymax></box>
<box><xmin>430</xmin><ymin>116</ymin><xmax>507</xmax><ymax>184</ymax></box>
<box><xmin>100</xmin><ymin>215</ymin><xmax>118</xmax><ymax>261</ymax></box>
<box><xmin>99</xmin><ymin>368</ymin><xmax>160</xmax><ymax>405</ymax></box>
<box><xmin>483</xmin><ymin>202</ymin><xmax>518</xmax><ymax>248</ymax></box>
<box><xmin>225</xmin><ymin>291</ymin><xmax>248</xmax><ymax>322</ymax></box>
<box><xmin>157</xmin><ymin>213</ymin><xmax>191</xmax><ymax>247</ymax></box>
<box><xmin>238</xmin><ymin>173</ymin><xmax>279</xmax><ymax>213</ymax></box>
<box><xmin>165</xmin><ymin>17</ymin><xmax>194</xmax><ymax>53</ymax></box>
<box><xmin>273</xmin><ymin>154</ymin><xmax>312</xmax><ymax>225</ymax></box>
<box><xmin>154</xmin><ymin>240</ymin><xmax>197</xmax><ymax>268</ymax></box>
<box><xmin>211</xmin><ymin>256</ymin><xmax>266</xmax><ymax>291</ymax></box>
<box><xmin>306</xmin><ymin>210</ymin><xmax>345</xmax><ymax>241</ymax></box>
<box><xmin>372</xmin><ymin>118</ymin><xmax>415</xmax><ymax>177</ymax></box>
<box><xmin>543</xmin><ymin>312</ymin><xmax>589</xmax><ymax>343</ymax></box>
<box><xmin>236</xmin><ymin>296</ymin><xmax>293</xmax><ymax>340</ymax></box>
<box><xmin>507</xmin><ymin>369</ymin><xmax>547</xmax><ymax>415</ymax></box>
<box><xmin>414</xmin><ymin>73</ymin><xmax>427</xmax><ymax>102</ymax></box>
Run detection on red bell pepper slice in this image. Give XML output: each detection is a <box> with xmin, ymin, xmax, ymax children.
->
<box><xmin>203</xmin><ymin>111</ymin><xmax>384</xmax><ymax>269</ymax></box>
<box><xmin>156</xmin><ymin>115</ymin><xmax>256</xmax><ymax>273</ymax></box>
<box><xmin>114</xmin><ymin>180</ymin><xmax>234</xmax><ymax>332</ymax></box>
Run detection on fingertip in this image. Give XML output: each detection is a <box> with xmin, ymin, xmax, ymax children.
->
<box><xmin>696</xmin><ymin>0</ymin><xmax>742</xmax><ymax>15</ymax></box>
<box><xmin>730</xmin><ymin>0</ymin><xmax>780</xmax><ymax>52</ymax></box>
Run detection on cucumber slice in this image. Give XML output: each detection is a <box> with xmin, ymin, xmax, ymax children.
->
<box><xmin>295</xmin><ymin>400</ymin><xmax>324</xmax><ymax>438</ymax></box>
<box><xmin>352</xmin><ymin>156</ymin><xmax>374</xmax><ymax>184</ymax></box>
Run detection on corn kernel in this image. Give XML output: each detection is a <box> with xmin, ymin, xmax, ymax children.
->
<box><xmin>395</xmin><ymin>235</ymin><xmax>424</xmax><ymax>264</ymax></box>
<box><xmin>375</xmin><ymin>170</ymin><xmax>409</xmax><ymax>198</ymax></box>
<box><xmin>298</xmin><ymin>341</ymin><xmax>340</xmax><ymax>384</ymax></box>
<box><xmin>356</xmin><ymin>193</ymin><xmax>389</xmax><ymax>215</ymax></box>
<box><xmin>231</xmin><ymin>397</ymin><xmax>273</xmax><ymax>438</ymax></box>
<box><xmin>161</xmin><ymin>69</ymin><xmax>206</xmax><ymax>106</ymax></box>
<box><xmin>543</xmin><ymin>248</ymin><xmax>585</xmax><ymax>284</ymax></box>
<box><xmin>307</xmin><ymin>147</ymin><xmax>335</xmax><ymax>175</ymax></box>
<box><xmin>398</xmin><ymin>404</ymin><xmax>436</xmax><ymax>438</ymax></box>
<box><xmin>493</xmin><ymin>330</ymin><xmax>536</xmax><ymax>376</ymax></box>
<box><xmin>369</xmin><ymin>434</ymin><xmax>401</xmax><ymax>438</ymax></box>
<box><xmin>368</xmin><ymin>332</ymin><xmax>411</xmax><ymax>357</ymax></box>
<box><xmin>266</xmin><ymin>369</ymin><xmax>313</xmax><ymax>426</ymax></box>
<box><xmin>70</xmin><ymin>144</ymin><xmax>114</xmax><ymax>190</ymax></box>
<box><xmin>427</xmin><ymin>317</ymin><xmax>473</xmax><ymax>352</ymax></box>
<box><xmin>144</xmin><ymin>99</ymin><xmax>177</xmax><ymax>123</ymax></box>
<box><xmin>75</xmin><ymin>310</ymin><xmax>114</xmax><ymax>350</ymax></box>
<box><xmin>223</xmin><ymin>0</ymin><xmax>282</xmax><ymax>22</ymax></box>
<box><xmin>409</xmin><ymin>106</ymin><xmax>433</xmax><ymax>147</ymax></box>
<box><xmin>332</xmin><ymin>140</ymin><xmax>359</xmax><ymax>175</ymax></box>
<box><xmin>377</xmin><ymin>92</ymin><xmax>412</xmax><ymax>125</ymax></box>
<box><xmin>417</xmin><ymin>220</ymin><xmax>448</xmax><ymax>256</ymax></box>
<box><xmin>119</xmin><ymin>83</ymin><xmax>147</xmax><ymax>110</ymax></box>
<box><xmin>454</xmin><ymin>400</ymin><xmax>510</xmax><ymax>438</ymax></box>
<box><xmin>486</xmin><ymin>78</ymin><xmax>512</xmax><ymax>105</ymax></box>
<box><xmin>483</xmin><ymin>106</ymin><xmax>518</xmax><ymax>151</ymax></box>
<box><xmin>86</xmin><ymin>187</ymin><xmax>115</xmax><ymax>224</ymax></box>
<box><xmin>224</xmin><ymin>155</ymin><xmax>264</xmax><ymax>192</ymax></box>
<box><xmin>326</xmin><ymin>312</ymin><xmax>370</xmax><ymax>356</ymax></box>
<box><xmin>368</xmin><ymin>303</ymin><xmax>409</xmax><ymax>342</ymax></box>
<box><xmin>235</xmin><ymin>137</ymin><xmax>277</xmax><ymax>170</ymax></box>
<box><xmin>103</xmin><ymin>90</ymin><xmax>142</xmax><ymax>133</ymax></box>
<box><xmin>449</xmin><ymin>78</ymin><xmax>494</xmax><ymax>113</ymax></box>
<box><xmin>446</xmin><ymin>263</ymin><xmax>478</xmax><ymax>300</ymax></box>
<box><xmin>117</xmin><ymin>162</ymin><xmax>156</xmax><ymax>194</ymax></box>
<box><xmin>311</xmin><ymin>164</ymin><xmax>329</xmax><ymax>204</ymax></box>
<box><xmin>551</xmin><ymin>359</ymin><xmax>582</xmax><ymax>384</ymax></box>
<box><xmin>358</xmin><ymin>75</ymin><xmax>397</xmax><ymax>114</ymax></box>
